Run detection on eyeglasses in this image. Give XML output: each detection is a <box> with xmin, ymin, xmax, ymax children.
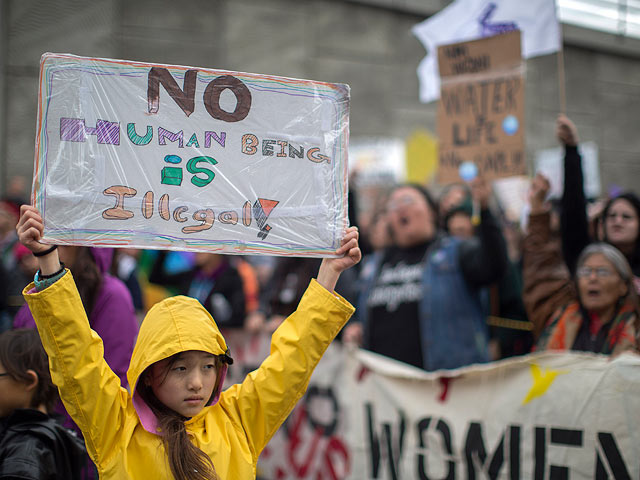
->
<box><xmin>576</xmin><ymin>266</ymin><xmax>616</xmax><ymax>278</ymax></box>
<box><xmin>387</xmin><ymin>196</ymin><xmax>417</xmax><ymax>212</ymax></box>
<box><xmin>606</xmin><ymin>212</ymin><xmax>635</xmax><ymax>221</ymax></box>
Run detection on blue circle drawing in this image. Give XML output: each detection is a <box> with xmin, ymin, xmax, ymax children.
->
<box><xmin>164</xmin><ymin>154</ymin><xmax>182</xmax><ymax>164</ymax></box>
<box><xmin>502</xmin><ymin>115</ymin><xmax>519</xmax><ymax>136</ymax></box>
<box><xmin>459</xmin><ymin>161</ymin><xmax>478</xmax><ymax>182</ymax></box>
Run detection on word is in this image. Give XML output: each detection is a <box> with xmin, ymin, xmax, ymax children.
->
<box><xmin>160</xmin><ymin>155</ymin><xmax>217</xmax><ymax>187</ymax></box>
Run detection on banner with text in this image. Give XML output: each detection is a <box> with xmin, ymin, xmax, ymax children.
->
<box><xmin>34</xmin><ymin>53</ymin><xmax>350</xmax><ymax>257</ymax></box>
<box><xmin>219</xmin><ymin>330</ymin><xmax>640</xmax><ymax>479</ymax></box>
<box><xmin>437</xmin><ymin>31</ymin><xmax>525</xmax><ymax>184</ymax></box>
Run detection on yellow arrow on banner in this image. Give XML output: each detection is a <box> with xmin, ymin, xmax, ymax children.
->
<box><xmin>522</xmin><ymin>363</ymin><xmax>568</xmax><ymax>405</ymax></box>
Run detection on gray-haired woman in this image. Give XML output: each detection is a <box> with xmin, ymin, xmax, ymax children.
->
<box><xmin>523</xmin><ymin>174</ymin><xmax>639</xmax><ymax>354</ymax></box>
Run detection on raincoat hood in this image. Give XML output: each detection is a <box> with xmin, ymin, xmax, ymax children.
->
<box><xmin>128</xmin><ymin>295</ymin><xmax>232</xmax><ymax>433</ymax></box>
<box><xmin>24</xmin><ymin>271</ymin><xmax>354</xmax><ymax>479</ymax></box>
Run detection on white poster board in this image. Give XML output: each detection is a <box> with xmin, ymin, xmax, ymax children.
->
<box><xmin>33</xmin><ymin>53</ymin><xmax>350</xmax><ymax>257</ymax></box>
<box><xmin>348</xmin><ymin>137</ymin><xmax>406</xmax><ymax>185</ymax></box>
<box><xmin>492</xmin><ymin>175</ymin><xmax>530</xmax><ymax>224</ymax></box>
<box><xmin>534</xmin><ymin>142</ymin><xmax>600</xmax><ymax>200</ymax></box>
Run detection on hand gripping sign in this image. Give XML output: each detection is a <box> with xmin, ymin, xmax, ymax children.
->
<box><xmin>33</xmin><ymin>53</ymin><xmax>350</xmax><ymax>257</ymax></box>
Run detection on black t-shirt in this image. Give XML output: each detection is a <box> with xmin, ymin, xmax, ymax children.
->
<box><xmin>367</xmin><ymin>242</ymin><xmax>429</xmax><ymax>369</ymax></box>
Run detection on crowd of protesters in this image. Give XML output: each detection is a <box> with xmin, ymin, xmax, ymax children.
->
<box><xmin>0</xmin><ymin>113</ymin><xmax>639</xmax><ymax>478</ymax></box>
<box><xmin>2</xmin><ymin>115</ymin><xmax>640</xmax><ymax>364</ymax></box>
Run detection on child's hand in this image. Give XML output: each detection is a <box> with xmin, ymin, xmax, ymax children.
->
<box><xmin>17</xmin><ymin>205</ymin><xmax>62</xmax><ymax>275</ymax></box>
<box><xmin>325</xmin><ymin>227</ymin><xmax>361</xmax><ymax>273</ymax></box>
<box><xmin>317</xmin><ymin>227</ymin><xmax>361</xmax><ymax>293</ymax></box>
<box><xmin>16</xmin><ymin>205</ymin><xmax>49</xmax><ymax>254</ymax></box>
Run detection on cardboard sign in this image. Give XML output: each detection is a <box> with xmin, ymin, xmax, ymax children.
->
<box><xmin>33</xmin><ymin>53</ymin><xmax>350</xmax><ymax>257</ymax></box>
<box><xmin>437</xmin><ymin>31</ymin><xmax>525</xmax><ymax>183</ymax></box>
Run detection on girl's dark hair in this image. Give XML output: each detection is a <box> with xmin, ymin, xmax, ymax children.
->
<box><xmin>72</xmin><ymin>247</ymin><xmax>103</xmax><ymax>316</ymax></box>
<box><xmin>136</xmin><ymin>354</ymin><xmax>223</xmax><ymax>480</ymax></box>
<box><xmin>393</xmin><ymin>183</ymin><xmax>440</xmax><ymax>226</ymax></box>
<box><xmin>0</xmin><ymin>329</ymin><xmax>58</xmax><ymax>413</ymax></box>
<box><xmin>602</xmin><ymin>193</ymin><xmax>640</xmax><ymax>274</ymax></box>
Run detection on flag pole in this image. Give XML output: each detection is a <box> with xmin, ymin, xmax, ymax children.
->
<box><xmin>556</xmin><ymin>5</ymin><xmax>566</xmax><ymax>113</ymax></box>
<box><xmin>557</xmin><ymin>46</ymin><xmax>566</xmax><ymax>114</ymax></box>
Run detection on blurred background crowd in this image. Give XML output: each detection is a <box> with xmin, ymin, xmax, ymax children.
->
<box><xmin>1</xmin><ymin>3</ymin><xmax>640</xmax><ymax>475</ymax></box>
<box><xmin>2</xmin><ymin>113</ymin><xmax>639</xmax><ymax>369</ymax></box>
<box><xmin>0</xmin><ymin>0</ymin><xmax>638</xmax><ymax>370</ymax></box>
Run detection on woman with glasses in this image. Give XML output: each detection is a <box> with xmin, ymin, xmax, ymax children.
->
<box><xmin>557</xmin><ymin>114</ymin><xmax>640</xmax><ymax>293</ymax></box>
<box><xmin>523</xmin><ymin>174</ymin><xmax>639</xmax><ymax>354</ymax></box>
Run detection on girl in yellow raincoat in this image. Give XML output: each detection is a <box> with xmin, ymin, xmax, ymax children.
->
<box><xmin>17</xmin><ymin>205</ymin><xmax>360</xmax><ymax>480</ymax></box>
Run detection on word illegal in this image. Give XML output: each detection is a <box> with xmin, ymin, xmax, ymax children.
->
<box><xmin>102</xmin><ymin>185</ymin><xmax>278</xmax><ymax>239</ymax></box>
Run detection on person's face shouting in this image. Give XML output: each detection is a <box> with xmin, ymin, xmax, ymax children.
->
<box><xmin>387</xmin><ymin>187</ymin><xmax>436</xmax><ymax>248</ymax></box>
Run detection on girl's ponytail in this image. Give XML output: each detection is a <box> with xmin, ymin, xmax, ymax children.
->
<box><xmin>157</xmin><ymin>407</ymin><xmax>218</xmax><ymax>480</ymax></box>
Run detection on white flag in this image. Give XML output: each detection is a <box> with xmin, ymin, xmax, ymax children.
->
<box><xmin>413</xmin><ymin>0</ymin><xmax>560</xmax><ymax>103</ymax></box>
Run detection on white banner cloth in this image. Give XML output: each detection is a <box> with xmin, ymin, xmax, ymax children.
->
<box><xmin>412</xmin><ymin>0</ymin><xmax>560</xmax><ymax>103</ymax></box>
<box><xmin>219</xmin><ymin>329</ymin><xmax>640</xmax><ymax>479</ymax></box>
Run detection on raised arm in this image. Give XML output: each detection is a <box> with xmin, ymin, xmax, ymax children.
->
<box><xmin>522</xmin><ymin>175</ymin><xmax>576</xmax><ymax>338</ymax></box>
<box><xmin>459</xmin><ymin>177</ymin><xmax>508</xmax><ymax>286</ymax></box>
<box><xmin>218</xmin><ymin>227</ymin><xmax>360</xmax><ymax>458</ymax></box>
<box><xmin>558</xmin><ymin>114</ymin><xmax>590</xmax><ymax>274</ymax></box>
<box><xmin>16</xmin><ymin>205</ymin><xmax>129</xmax><ymax>468</ymax></box>
<box><xmin>316</xmin><ymin>226</ymin><xmax>361</xmax><ymax>292</ymax></box>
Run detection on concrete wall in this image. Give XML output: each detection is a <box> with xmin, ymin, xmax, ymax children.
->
<box><xmin>2</xmin><ymin>0</ymin><xmax>640</xmax><ymax>198</ymax></box>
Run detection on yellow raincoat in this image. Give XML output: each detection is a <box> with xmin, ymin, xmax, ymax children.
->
<box><xmin>24</xmin><ymin>270</ymin><xmax>354</xmax><ymax>479</ymax></box>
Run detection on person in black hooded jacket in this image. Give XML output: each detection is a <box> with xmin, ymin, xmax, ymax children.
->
<box><xmin>0</xmin><ymin>329</ymin><xmax>85</xmax><ymax>479</ymax></box>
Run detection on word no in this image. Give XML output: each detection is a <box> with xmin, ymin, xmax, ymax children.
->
<box><xmin>148</xmin><ymin>67</ymin><xmax>251</xmax><ymax>122</ymax></box>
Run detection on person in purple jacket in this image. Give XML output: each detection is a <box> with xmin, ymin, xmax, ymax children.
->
<box><xmin>13</xmin><ymin>245</ymin><xmax>138</xmax><ymax>479</ymax></box>
<box><xmin>14</xmin><ymin>245</ymin><xmax>138</xmax><ymax>386</ymax></box>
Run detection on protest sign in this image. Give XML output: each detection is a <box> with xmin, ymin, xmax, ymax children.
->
<box><xmin>33</xmin><ymin>53</ymin><xmax>350</xmax><ymax>257</ymax></box>
<box><xmin>492</xmin><ymin>175</ymin><xmax>530</xmax><ymax>224</ymax></box>
<box><xmin>535</xmin><ymin>141</ymin><xmax>601</xmax><ymax>199</ymax></box>
<box><xmin>349</xmin><ymin>137</ymin><xmax>406</xmax><ymax>185</ymax></box>
<box><xmin>412</xmin><ymin>0</ymin><xmax>559</xmax><ymax>103</ymax></box>
<box><xmin>406</xmin><ymin>129</ymin><xmax>438</xmax><ymax>185</ymax></box>
<box><xmin>221</xmin><ymin>330</ymin><xmax>640</xmax><ymax>479</ymax></box>
<box><xmin>437</xmin><ymin>31</ymin><xmax>526</xmax><ymax>184</ymax></box>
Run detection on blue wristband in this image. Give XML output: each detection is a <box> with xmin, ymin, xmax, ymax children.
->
<box><xmin>34</xmin><ymin>265</ymin><xmax>66</xmax><ymax>291</ymax></box>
